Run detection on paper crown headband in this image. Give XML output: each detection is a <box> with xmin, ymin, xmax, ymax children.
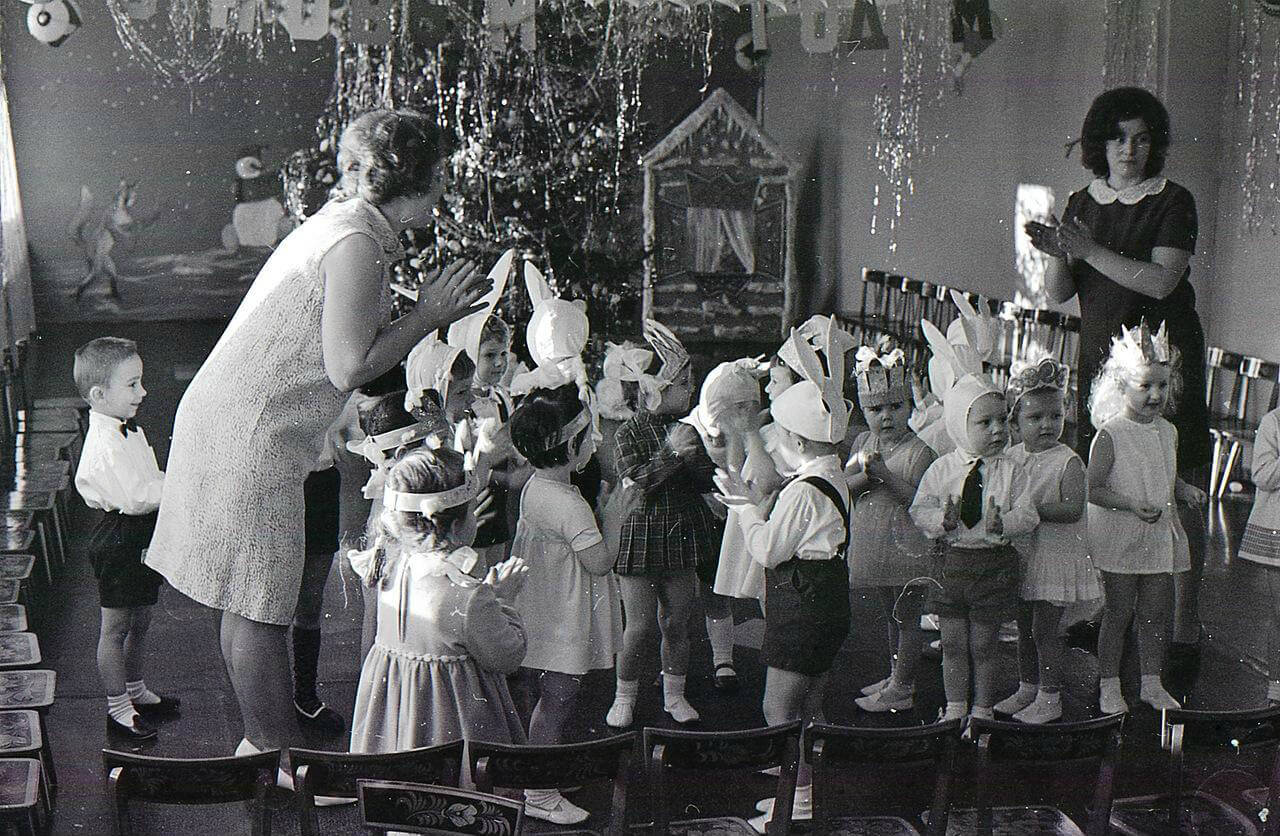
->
<box><xmin>642</xmin><ymin>318</ymin><xmax>690</xmax><ymax>384</ymax></box>
<box><xmin>854</xmin><ymin>336</ymin><xmax>909</xmax><ymax>408</ymax></box>
<box><xmin>1005</xmin><ymin>348</ymin><xmax>1071</xmax><ymax>411</ymax></box>
<box><xmin>777</xmin><ymin>314</ymin><xmax>856</xmax><ymax>389</ymax></box>
<box><xmin>345</xmin><ymin>422</ymin><xmax>437</xmax><ymax>467</ymax></box>
<box><xmin>383</xmin><ymin>468</ymin><xmax>479</xmax><ymax>516</ymax></box>
<box><xmin>771</xmin><ymin>324</ymin><xmax>851</xmax><ymax>443</ymax></box>
<box><xmin>1112</xmin><ymin>319</ymin><xmax>1172</xmax><ymax>369</ymax></box>
<box><xmin>525</xmin><ymin>404</ymin><xmax>593</xmax><ymax>454</ymax></box>
<box><xmin>445</xmin><ymin>248</ymin><xmax>515</xmax><ymax>365</ymax></box>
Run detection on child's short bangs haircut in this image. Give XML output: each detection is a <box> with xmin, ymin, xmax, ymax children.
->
<box><xmin>361</xmin><ymin>391</ymin><xmax>417</xmax><ymax>436</ymax></box>
<box><xmin>479</xmin><ymin>316</ymin><xmax>511</xmax><ymax>348</ymax></box>
<box><xmin>73</xmin><ymin>336</ymin><xmax>138</xmax><ymax>399</ymax></box>
<box><xmin>510</xmin><ymin>383</ymin><xmax>587</xmax><ymax>468</ymax></box>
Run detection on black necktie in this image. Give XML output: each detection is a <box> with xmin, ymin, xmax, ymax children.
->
<box><xmin>119</xmin><ymin>418</ymin><xmax>139</xmax><ymax>438</ymax></box>
<box><xmin>960</xmin><ymin>459</ymin><xmax>983</xmax><ymax>529</ymax></box>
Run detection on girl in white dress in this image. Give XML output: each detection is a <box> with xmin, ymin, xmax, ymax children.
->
<box><xmin>993</xmin><ymin>355</ymin><xmax>1099</xmax><ymax>724</ymax></box>
<box><xmin>1087</xmin><ymin>321</ymin><xmax>1206</xmax><ymax>714</ymax></box>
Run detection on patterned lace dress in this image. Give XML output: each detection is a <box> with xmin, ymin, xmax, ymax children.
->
<box><xmin>145</xmin><ymin>197</ymin><xmax>401</xmax><ymax>624</ymax></box>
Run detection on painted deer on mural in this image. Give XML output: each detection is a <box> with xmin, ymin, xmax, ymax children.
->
<box><xmin>67</xmin><ymin>180</ymin><xmax>156</xmax><ymax>301</ymax></box>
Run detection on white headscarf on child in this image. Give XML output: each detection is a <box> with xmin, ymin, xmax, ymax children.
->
<box><xmin>405</xmin><ymin>335</ymin><xmax>464</xmax><ymax>414</ymax></box>
<box><xmin>944</xmin><ymin>373</ymin><xmax>1004</xmax><ymax>459</ymax></box>
<box><xmin>682</xmin><ymin>360</ymin><xmax>762</xmax><ymax>439</ymax></box>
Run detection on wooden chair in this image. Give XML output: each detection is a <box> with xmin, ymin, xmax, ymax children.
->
<box><xmin>1111</xmin><ymin>705</ymin><xmax>1280</xmax><ymax>836</ymax></box>
<box><xmin>470</xmin><ymin>732</ymin><xmax>634</xmax><ymax>836</ymax></box>
<box><xmin>290</xmin><ymin>740</ymin><xmax>463</xmax><ymax>836</ymax></box>
<box><xmin>1205</xmin><ymin>347</ymin><xmax>1247</xmax><ymax>498</ymax></box>
<box><xmin>1219</xmin><ymin>355</ymin><xmax>1280</xmax><ymax>498</ymax></box>
<box><xmin>806</xmin><ymin>719</ymin><xmax>961</xmax><ymax>835</ymax></box>
<box><xmin>358</xmin><ymin>779</ymin><xmax>524</xmax><ymax>835</ymax></box>
<box><xmin>103</xmin><ymin>748</ymin><xmax>279</xmax><ymax>836</ymax></box>
<box><xmin>0</xmin><ymin>634</ymin><xmax>40</xmax><ymax>670</ymax></box>
<box><xmin>0</xmin><ymin>711</ymin><xmax>53</xmax><ymax>797</ymax></box>
<box><xmin>644</xmin><ymin>721</ymin><xmax>802</xmax><ymax>836</ymax></box>
<box><xmin>0</xmin><ymin>605</ymin><xmax>29</xmax><ymax>632</ymax></box>
<box><xmin>950</xmin><ymin>714</ymin><xmax>1125</xmax><ymax>836</ymax></box>
<box><xmin>0</xmin><ymin>758</ymin><xmax>46</xmax><ymax>836</ymax></box>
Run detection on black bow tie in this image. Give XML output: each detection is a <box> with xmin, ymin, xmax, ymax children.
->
<box><xmin>119</xmin><ymin>418</ymin><xmax>139</xmax><ymax>437</ymax></box>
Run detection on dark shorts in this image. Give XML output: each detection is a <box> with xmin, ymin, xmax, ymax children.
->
<box><xmin>761</xmin><ymin>557</ymin><xmax>851</xmax><ymax>677</ymax></box>
<box><xmin>303</xmin><ymin>467</ymin><xmax>341</xmax><ymax>557</ymax></box>
<box><xmin>87</xmin><ymin>510</ymin><xmax>162</xmax><ymax>609</ymax></box>
<box><xmin>927</xmin><ymin>543</ymin><xmax>1019</xmax><ymax>624</ymax></box>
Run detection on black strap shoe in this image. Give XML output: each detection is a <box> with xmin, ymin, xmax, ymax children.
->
<box><xmin>295</xmin><ymin>700</ymin><xmax>345</xmax><ymax>737</ymax></box>
<box><xmin>107</xmin><ymin>715</ymin><xmax>158</xmax><ymax>741</ymax></box>
<box><xmin>135</xmin><ymin>694</ymin><xmax>182</xmax><ymax>717</ymax></box>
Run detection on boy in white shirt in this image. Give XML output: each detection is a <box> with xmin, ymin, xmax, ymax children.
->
<box><xmin>73</xmin><ymin>337</ymin><xmax>178</xmax><ymax>741</ymax></box>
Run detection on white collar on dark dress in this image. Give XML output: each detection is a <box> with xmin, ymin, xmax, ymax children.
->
<box><xmin>1087</xmin><ymin>177</ymin><xmax>1168</xmax><ymax>206</ymax></box>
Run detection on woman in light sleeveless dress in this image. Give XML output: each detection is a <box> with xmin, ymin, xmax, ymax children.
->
<box><xmin>145</xmin><ymin>110</ymin><xmax>489</xmax><ymax>759</ymax></box>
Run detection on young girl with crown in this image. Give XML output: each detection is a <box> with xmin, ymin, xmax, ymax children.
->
<box><xmin>993</xmin><ymin>352</ymin><xmax>1099</xmax><ymax>724</ymax></box>
<box><xmin>1088</xmin><ymin>320</ymin><xmax>1206</xmax><ymax>714</ymax></box>
<box><xmin>846</xmin><ymin>337</ymin><xmax>937</xmax><ymax>713</ymax></box>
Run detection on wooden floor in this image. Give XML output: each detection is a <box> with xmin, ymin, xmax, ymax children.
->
<box><xmin>23</xmin><ymin>319</ymin><xmax>1279</xmax><ymax>834</ymax></box>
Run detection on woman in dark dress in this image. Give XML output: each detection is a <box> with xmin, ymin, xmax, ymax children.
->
<box><xmin>1027</xmin><ymin>87</ymin><xmax>1210</xmax><ymax>650</ymax></box>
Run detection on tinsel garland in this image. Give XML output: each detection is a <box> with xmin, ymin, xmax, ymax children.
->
<box><xmin>1102</xmin><ymin>0</ymin><xmax>1165</xmax><ymax>95</ymax></box>
<box><xmin>869</xmin><ymin>0</ymin><xmax>952</xmax><ymax>254</ymax></box>
<box><xmin>1234</xmin><ymin>0</ymin><xmax>1280</xmax><ymax>235</ymax></box>
<box><xmin>104</xmin><ymin>0</ymin><xmax>271</xmax><ymax>87</ymax></box>
<box><xmin>294</xmin><ymin>0</ymin><xmax>719</xmax><ymax>340</ymax></box>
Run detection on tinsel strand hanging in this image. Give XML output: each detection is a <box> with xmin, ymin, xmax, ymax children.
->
<box><xmin>104</xmin><ymin>0</ymin><xmax>273</xmax><ymax>87</ymax></box>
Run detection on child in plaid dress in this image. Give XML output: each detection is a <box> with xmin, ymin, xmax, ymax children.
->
<box><xmin>606</xmin><ymin>321</ymin><xmax>721</xmax><ymax>727</ymax></box>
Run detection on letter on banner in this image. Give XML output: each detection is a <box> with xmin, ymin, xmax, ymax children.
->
<box><xmin>278</xmin><ymin>0</ymin><xmax>331</xmax><ymax>40</ymax></box>
<box><xmin>848</xmin><ymin>0</ymin><xmax>888</xmax><ymax>49</ymax></box>
<box><xmin>210</xmin><ymin>0</ymin><xmax>257</xmax><ymax>32</ymax></box>
<box><xmin>346</xmin><ymin>0</ymin><xmax>392</xmax><ymax>45</ymax></box>
<box><xmin>487</xmin><ymin>0</ymin><xmax>535</xmax><ymax>52</ymax></box>
<box><xmin>800</xmin><ymin>0</ymin><xmax>835</xmax><ymax>52</ymax></box>
<box><xmin>126</xmin><ymin>0</ymin><xmax>156</xmax><ymax>19</ymax></box>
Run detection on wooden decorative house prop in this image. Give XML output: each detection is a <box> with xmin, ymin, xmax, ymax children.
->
<box><xmin>641</xmin><ymin>88</ymin><xmax>799</xmax><ymax>343</ymax></box>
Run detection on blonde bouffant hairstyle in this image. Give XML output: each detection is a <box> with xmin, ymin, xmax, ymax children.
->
<box><xmin>337</xmin><ymin>109</ymin><xmax>445</xmax><ymax>205</ymax></box>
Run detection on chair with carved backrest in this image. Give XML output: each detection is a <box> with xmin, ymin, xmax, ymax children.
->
<box><xmin>949</xmin><ymin>714</ymin><xmax>1125</xmax><ymax>836</ymax></box>
<box><xmin>290</xmin><ymin>739</ymin><xmax>464</xmax><ymax>836</ymax></box>
<box><xmin>358</xmin><ymin>779</ymin><xmax>524</xmax><ymax>836</ymax></box>
<box><xmin>644</xmin><ymin>720</ymin><xmax>802</xmax><ymax>836</ymax></box>
<box><xmin>1205</xmin><ymin>346</ymin><xmax>1247</xmax><ymax>498</ymax></box>
<box><xmin>102</xmin><ymin>748</ymin><xmax>279</xmax><ymax>836</ymax></box>
<box><xmin>1218</xmin><ymin>355</ymin><xmax>1280</xmax><ymax>498</ymax></box>
<box><xmin>469</xmin><ymin>732</ymin><xmax>634</xmax><ymax>836</ymax></box>
<box><xmin>1111</xmin><ymin>705</ymin><xmax>1280</xmax><ymax>836</ymax></box>
<box><xmin>806</xmin><ymin>719</ymin><xmax>961</xmax><ymax>836</ymax></box>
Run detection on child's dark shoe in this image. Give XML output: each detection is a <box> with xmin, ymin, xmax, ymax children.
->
<box><xmin>107</xmin><ymin>715</ymin><xmax>157</xmax><ymax>741</ymax></box>
<box><xmin>295</xmin><ymin>700</ymin><xmax>345</xmax><ymax>737</ymax></box>
<box><xmin>135</xmin><ymin>693</ymin><xmax>181</xmax><ymax>717</ymax></box>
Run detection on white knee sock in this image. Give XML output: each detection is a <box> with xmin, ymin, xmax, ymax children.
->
<box><xmin>107</xmin><ymin>693</ymin><xmax>138</xmax><ymax>726</ymax></box>
<box><xmin>662</xmin><ymin>674</ymin><xmax>699</xmax><ymax>723</ymax></box>
<box><xmin>705</xmin><ymin>616</ymin><xmax>735</xmax><ymax>667</ymax></box>
<box><xmin>126</xmin><ymin>679</ymin><xmax>160</xmax><ymax>705</ymax></box>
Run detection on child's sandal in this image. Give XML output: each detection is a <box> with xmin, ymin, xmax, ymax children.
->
<box><xmin>713</xmin><ymin>663</ymin><xmax>739</xmax><ymax>692</ymax></box>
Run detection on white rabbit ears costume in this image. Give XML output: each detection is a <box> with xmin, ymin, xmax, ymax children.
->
<box><xmin>777</xmin><ymin>314</ymin><xmax>856</xmax><ymax>391</ymax></box>
<box><xmin>509</xmin><ymin>261</ymin><xmax>591</xmax><ymax>399</ymax></box>
<box><xmin>921</xmin><ymin>289</ymin><xmax>1000</xmax><ymax>403</ymax></box>
<box><xmin>595</xmin><ymin>318</ymin><xmax>691</xmax><ymax>421</ymax></box>
<box><xmin>405</xmin><ymin>250</ymin><xmax>515</xmax><ymax>413</ymax></box>
<box><xmin>446</xmin><ymin>248</ymin><xmax>515</xmax><ymax>364</ymax></box>
<box><xmin>771</xmin><ymin>325</ymin><xmax>852</xmax><ymax>444</ymax></box>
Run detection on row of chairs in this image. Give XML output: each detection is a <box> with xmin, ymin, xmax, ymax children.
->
<box><xmin>1205</xmin><ymin>346</ymin><xmax>1280</xmax><ymax>498</ymax></box>
<box><xmin>104</xmin><ymin>704</ymin><xmax>1280</xmax><ymax>835</ymax></box>
<box><xmin>0</xmin><ymin>343</ymin><xmax>93</xmax><ymax>834</ymax></box>
<box><xmin>840</xmin><ymin>267</ymin><xmax>1083</xmax><ymax>384</ymax></box>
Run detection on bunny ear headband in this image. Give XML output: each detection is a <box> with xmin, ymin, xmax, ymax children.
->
<box><xmin>405</xmin><ymin>334</ymin><xmax>464</xmax><ymax>414</ymax></box>
<box><xmin>921</xmin><ymin>317</ymin><xmax>985</xmax><ymax>402</ymax></box>
<box><xmin>777</xmin><ymin>315</ymin><xmax>856</xmax><ymax>389</ymax></box>
<box><xmin>771</xmin><ymin>325</ymin><xmax>851</xmax><ymax>443</ymax></box>
<box><xmin>446</xmin><ymin>248</ymin><xmax>515</xmax><ymax>365</ymax></box>
<box><xmin>947</xmin><ymin>289</ymin><xmax>999</xmax><ymax>364</ymax></box>
<box><xmin>595</xmin><ymin>341</ymin><xmax>662</xmax><ymax>420</ymax></box>
<box><xmin>512</xmin><ymin>261</ymin><xmax>591</xmax><ymax>400</ymax></box>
